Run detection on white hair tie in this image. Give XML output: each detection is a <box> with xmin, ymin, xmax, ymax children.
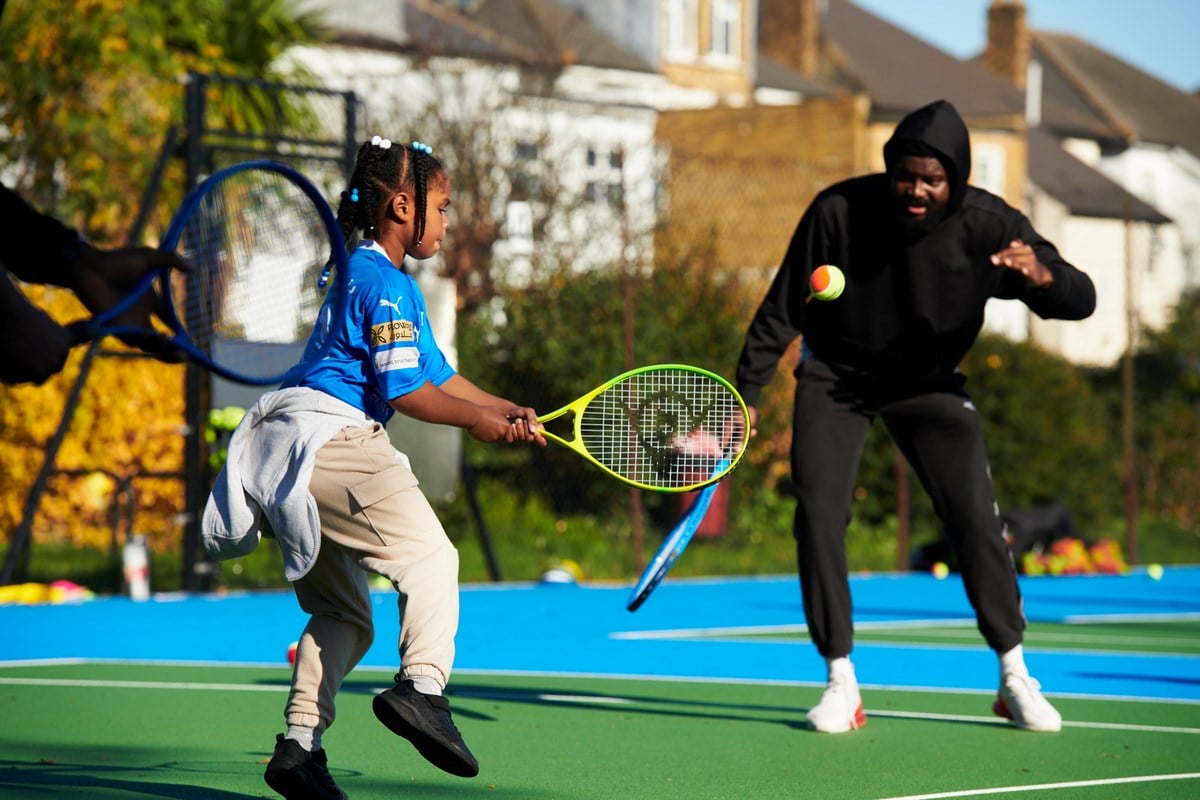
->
<box><xmin>369</xmin><ymin>135</ymin><xmax>392</xmax><ymax>150</ymax></box>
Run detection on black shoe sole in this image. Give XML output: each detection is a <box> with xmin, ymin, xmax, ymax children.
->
<box><xmin>372</xmin><ymin>691</ymin><xmax>479</xmax><ymax>778</ymax></box>
<box><xmin>265</xmin><ymin>768</ymin><xmax>317</xmax><ymax>800</ymax></box>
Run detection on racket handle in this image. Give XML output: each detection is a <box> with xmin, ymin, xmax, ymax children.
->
<box><xmin>66</xmin><ymin>320</ymin><xmax>101</xmax><ymax>346</ymax></box>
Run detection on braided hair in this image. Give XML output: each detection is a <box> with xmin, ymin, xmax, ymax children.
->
<box><xmin>336</xmin><ymin>137</ymin><xmax>446</xmax><ymax>249</ymax></box>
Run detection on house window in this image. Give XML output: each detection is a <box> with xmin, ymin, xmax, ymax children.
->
<box><xmin>606</xmin><ymin>182</ymin><xmax>624</xmax><ymax>209</ymax></box>
<box><xmin>505</xmin><ymin>200</ymin><xmax>533</xmax><ymax>254</ymax></box>
<box><xmin>514</xmin><ymin>141</ymin><xmax>539</xmax><ymax>161</ymax></box>
<box><xmin>665</xmin><ymin>0</ymin><xmax>698</xmax><ymax>60</ymax></box>
<box><xmin>512</xmin><ymin>141</ymin><xmax>541</xmax><ymax>200</ymax></box>
<box><xmin>972</xmin><ymin>143</ymin><xmax>1005</xmax><ymax>197</ymax></box>
<box><xmin>709</xmin><ymin>0</ymin><xmax>740</xmax><ymax>60</ymax></box>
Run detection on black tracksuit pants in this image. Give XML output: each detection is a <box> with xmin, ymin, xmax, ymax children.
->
<box><xmin>790</xmin><ymin>357</ymin><xmax>1024</xmax><ymax>659</ymax></box>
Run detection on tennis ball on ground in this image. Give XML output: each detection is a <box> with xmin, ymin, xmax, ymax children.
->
<box><xmin>931</xmin><ymin>561</ymin><xmax>950</xmax><ymax>580</ymax></box>
<box><xmin>559</xmin><ymin>558</ymin><xmax>585</xmax><ymax>582</ymax></box>
<box><xmin>286</xmin><ymin>641</ymin><xmax>298</xmax><ymax>666</ymax></box>
<box><xmin>810</xmin><ymin>265</ymin><xmax>845</xmax><ymax>301</ymax></box>
<box><xmin>1147</xmin><ymin>563</ymin><xmax>1164</xmax><ymax>580</ymax></box>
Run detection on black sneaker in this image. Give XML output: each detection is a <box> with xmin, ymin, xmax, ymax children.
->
<box><xmin>372</xmin><ymin>677</ymin><xmax>479</xmax><ymax>777</ymax></box>
<box><xmin>264</xmin><ymin>733</ymin><xmax>349</xmax><ymax>800</ymax></box>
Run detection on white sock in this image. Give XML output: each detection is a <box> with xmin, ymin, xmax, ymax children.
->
<box><xmin>285</xmin><ymin>725</ymin><xmax>316</xmax><ymax>752</ymax></box>
<box><xmin>826</xmin><ymin>656</ymin><xmax>857</xmax><ymax>684</ymax></box>
<box><xmin>407</xmin><ymin>674</ymin><xmax>443</xmax><ymax>696</ymax></box>
<box><xmin>999</xmin><ymin>644</ymin><xmax>1029</xmax><ymax>678</ymax></box>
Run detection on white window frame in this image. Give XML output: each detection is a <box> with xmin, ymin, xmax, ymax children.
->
<box><xmin>707</xmin><ymin>0</ymin><xmax>740</xmax><ymax>64</ymax></box>
<box><xmin>665</xmin><ymin>0</ymin><xmax>698</xmax><ymax>61</ymax></box>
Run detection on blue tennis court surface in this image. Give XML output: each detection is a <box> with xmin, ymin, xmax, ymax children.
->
<box><xmin>4</xmin><ymin>566</ymin><xmax>1198</xmax><ymax>704</ymax></box>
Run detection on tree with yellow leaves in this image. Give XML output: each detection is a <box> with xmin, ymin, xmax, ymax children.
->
<box><xmin>0</xmin><ymin>0</ymin><xmax>324</xmax><ymax>563</ymax></box>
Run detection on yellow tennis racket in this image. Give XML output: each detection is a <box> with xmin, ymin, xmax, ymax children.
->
<box><xmin>534</xmin><ymin>364</ymin><xmax>750</xmax><ymax>492</ymax></box>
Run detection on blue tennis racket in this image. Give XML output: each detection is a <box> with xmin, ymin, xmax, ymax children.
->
<box><xmin>67</xmin><ymin>160</ymin><xmax>348</xmax><ymax>385</ymax></box>
<box><xmin>626</xmin><ymin>458</ymin><xmax>730</xmax><ymax>612</ymax></box>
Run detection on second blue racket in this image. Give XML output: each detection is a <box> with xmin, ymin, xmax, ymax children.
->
<box><xmin>626</xmin><ymin>458</ymin><xmax>729</xmax><ymax>612</ymax></box>
<box><xmin>67</xmin><ymin>160</ymin><xmax>348</xmax><ymax>385</ymax></box>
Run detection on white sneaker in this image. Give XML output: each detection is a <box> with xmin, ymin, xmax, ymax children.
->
<box><xmin>993</xmin><ymin>673</ymin><xmax>1062</xmax><ymax>732</ymax></box>
<box><xmin>807</xmin><ymin>672</ymin><xmax>866</xmax><ymax>733</ymax></box>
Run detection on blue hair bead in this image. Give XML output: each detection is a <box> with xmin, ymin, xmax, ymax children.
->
<box><xmin>349</xmin><ymin>188</ymin><xmax>359</xmax><ymax>202</ymax></box>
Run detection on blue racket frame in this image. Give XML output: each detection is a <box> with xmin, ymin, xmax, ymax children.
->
<box><xmin>626</xmin><ymin>457</ymin><xmax>730</xmax><ymax>612</ymax></box>
<box><xmin>67</xmin><ymin>160</ymin><xmax>348</xmax><ymax>386</ymax></box>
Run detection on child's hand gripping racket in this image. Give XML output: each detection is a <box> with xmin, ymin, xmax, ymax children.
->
<box><xmin>534</xmin><ymin>364</ymin><xmax>750</xmax><ymax>492</ymax></box>
<box><xmin>66</xmin><ymin>160</ymin><xmax>349</xmax><ymax>385</ymax></box>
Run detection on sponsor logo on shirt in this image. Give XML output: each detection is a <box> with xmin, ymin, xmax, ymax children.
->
<box><xmin>370</xmin><ymin>320</ymin><xmax>415</xmax><ymax>346</ymax></box>
<box><xmin>374</xmin><ymin>346</ymin><xmax>419</xmax><ymax>373</ymax></box>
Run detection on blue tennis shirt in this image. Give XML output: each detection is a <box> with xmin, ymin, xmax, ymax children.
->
<box><xmin>282</xmin><ymin>241</ymin><xmax>455</xmax><ymax>424</ymax></box>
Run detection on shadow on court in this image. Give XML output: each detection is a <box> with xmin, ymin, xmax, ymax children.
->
<box><xmin>0</xmin><ymin>758</ymin><xmax>262</xmax><ymax>800</ymax></box>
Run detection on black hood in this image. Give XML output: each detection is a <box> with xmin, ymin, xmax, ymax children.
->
<box><xmin>883</xmin><ymin>99</ymin><xmax>972</xmax><ymax>212</ymax></box>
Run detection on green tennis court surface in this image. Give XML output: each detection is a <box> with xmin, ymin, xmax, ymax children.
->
<box><xmin>3</xmin><ymin>567</ymin><xmax>1199</xmax><ymax>798</ymax></box>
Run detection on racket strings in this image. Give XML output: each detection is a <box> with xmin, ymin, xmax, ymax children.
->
<box><xmin>579</xmin><ymin>369</ymin><xmax>745</xmax><ymax>489</ymax></box>
<box><xmin>173</xmin><ymin>169</ymin><xmax>332</xmax><ymax>370</ymax></box>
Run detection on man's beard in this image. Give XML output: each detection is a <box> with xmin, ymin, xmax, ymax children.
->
<box><xmin>894</xmin><ymin>201</ymin><xmax>946</xmax><ymax>240</ymax></box>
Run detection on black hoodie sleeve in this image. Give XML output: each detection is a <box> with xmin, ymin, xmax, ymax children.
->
<box><xmin>1</xmin><ymin>184</ymin><xmax>84</xmax><ymax>288</ymax></box>
<box><xmin>994</xmin><ymin>214</ymin><xmax>1096</xmax><ymax>321</ymax></box>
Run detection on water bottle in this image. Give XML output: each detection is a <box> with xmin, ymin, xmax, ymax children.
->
<box><xmin>123</xmin><ymin>535</ymin><xmax>151</xmax><ymax>601</ymax></box>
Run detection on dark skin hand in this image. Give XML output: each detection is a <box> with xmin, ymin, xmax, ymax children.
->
<box><xmin>991</xmin><ymin>239</ymin><xmax>1054</xmax><ymax>288</ymax></box>
<box><xmin>69</xmin><ymin>244</ymin><xmax>191</xmax><ymax>360</ymax></box>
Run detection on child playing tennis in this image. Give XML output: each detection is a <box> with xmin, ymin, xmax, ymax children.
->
<box><xmin>202</xmin><ymin>136</ymin><xmax>544</xmax><ymax>800</ymax></box>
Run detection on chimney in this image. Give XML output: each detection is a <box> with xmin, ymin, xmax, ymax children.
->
<box><xmin>759</xmin><ymin>0</ymin><xmax>820</xmax><ymax>77</ymax></box>
<box><xmin>983</xmin><ymin>0</ymin><xmax>1030</xmax><ymax>89</ymax></box>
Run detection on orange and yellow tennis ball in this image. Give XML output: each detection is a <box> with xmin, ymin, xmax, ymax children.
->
<box><xmin>810</xmin><ymin>265</ymin><xmax>845</xmax><ymax>300</ymax></box>
<box><xmin>932</xmin><ymin>561</ymin><xmax>950</xmax><ymax>580</ymax></box>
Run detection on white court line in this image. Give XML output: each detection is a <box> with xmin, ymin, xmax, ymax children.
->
<box><xmin>611</xmin><ymin>619</ymin><xmax>976</xmax><ymax>640</ymax></box>
<box><xmin>875</xmin><ymin>772</ymin><xmax>1200</xmax><ymax>800</ymax></box>
<box><xmin>612</xmin><ymin>621</ymin><xmax>1200</xmax><ymax>661</ymax></box>
<box><xmin>868</xmin><ymin>708</ymin><xmax>1200</xmax><ymax>735</ymax></box>
<box><xmin>615</xmin><ymin>619</ymin><xmax>1200</xmax><ymax>648</ymax></box>
<box><xmin>1062</xmin><ymin>612</ymin><xmax>1200</xmax><ymax>624</ymax></box>
<box><xmin>5</xmin><ymin>659</ymin><xmax>1199</xmax><ymax>707</ymax></box>
<box><xmin>0</xmin><ymin>676</ymin><xmax>287</xmax><ymax>692</ymax></box>
<box><xmin>456</xmin><ymin>688</ymin><xmax>633</xmax><ymax>705</ymax></box>
<box><xmin>3</xmin><ymin>676</ymin><xmax>1196</xmax><ymax>735</ymax></box>
<box><xmin>0</xmin><ymin>676</ymin><xmax>633</xmax><ymax>708</ymax></box>
<box><xmin>862</xmin><ymin>627</ymin><xmax>1200</xmax><ymax>648</ymax></box>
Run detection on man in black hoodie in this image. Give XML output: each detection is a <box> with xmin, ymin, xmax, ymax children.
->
<box><xmin>736</xmin><ymin>100</ymin><xmax>1094</xmax><ymax>734</ymax></box>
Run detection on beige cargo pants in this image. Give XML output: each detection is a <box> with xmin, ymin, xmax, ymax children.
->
<box><xmin>283</xmin><ymin>423</ymin><xmax>459</xmax><ymax>732</ymax></box>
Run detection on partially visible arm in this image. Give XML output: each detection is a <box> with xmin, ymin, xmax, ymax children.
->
<box><xmin>0</xmin><ymin>184</ymin><xmax>84</xmax><ymax>287</ymax></box>
<box><xmin>0</xmin><ymin>274</ymin><xmax>74</xmax><ymax>384</ymax></box>
<box><xmin>439</xmin><ymin>375</ymin><xmax>545</xmax><ymax>444</ymax></box>
<box><xmin>389</xmin><ymin>378</ymin><xmax>544</xmax><ymax>445</ymax></box>
<box><xmin>992</xmin><ymin>217</ymin><xmax>1096</xmax><ymax>321</ymax></box>
<box><xmin>1</xmin><ymin>183</ymin><xmax>189</xmax><ymax>361</ymax></box>
<box><xmin>389</xmin><ymin>381</ymin><xmax>510</xmax><ymax>442</ymax></box>
<box><xmin>439</xmin><ymin>374</ymin><xmax>515</xmax><ymax>409</ymax></box>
